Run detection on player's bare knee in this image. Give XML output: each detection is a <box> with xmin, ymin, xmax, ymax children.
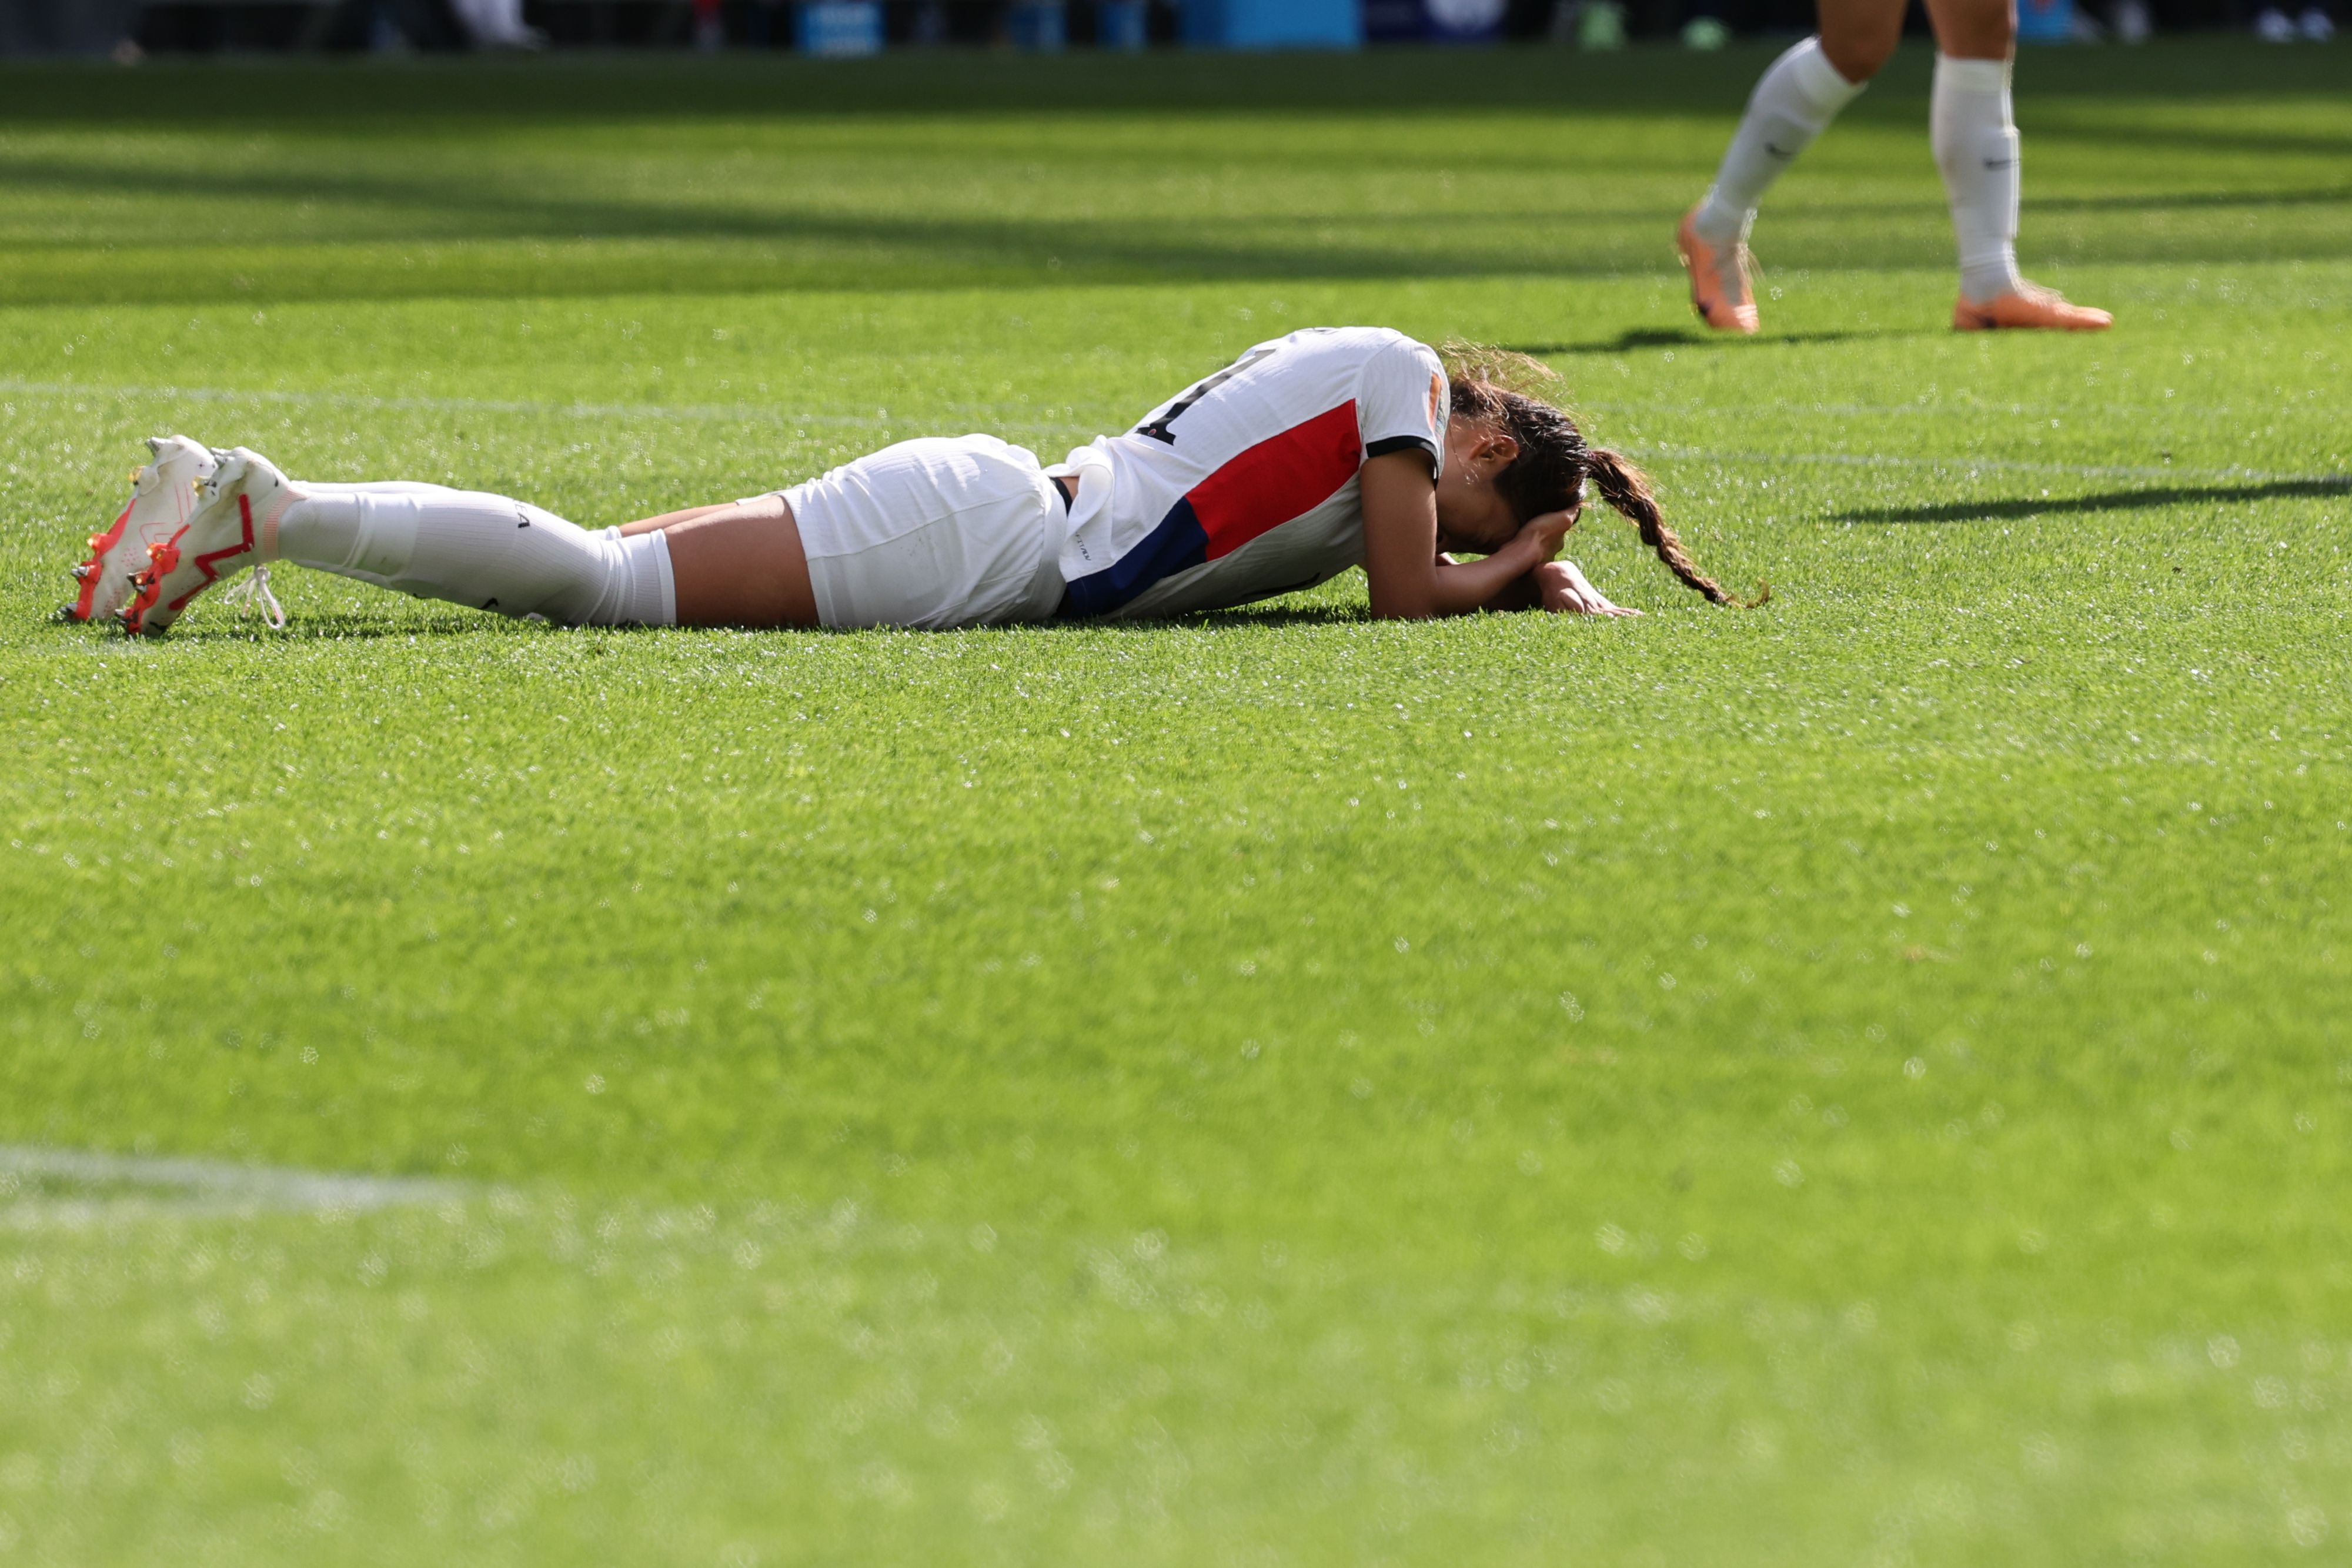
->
<box><xmin>1817</xmin><ymin>29</ymin><xmax>1897</xmax><ymax>83</ymax></box>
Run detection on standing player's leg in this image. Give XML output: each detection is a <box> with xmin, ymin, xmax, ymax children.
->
<box><xmin>1676</xmin><ymin>0</ymin><xmax>1891</xmax><ymax>334</ymax></box>
<box><xmin>1927</xmin><ymin>0</ymin><xmax>2110</xmax><ymax>330</ymax></box>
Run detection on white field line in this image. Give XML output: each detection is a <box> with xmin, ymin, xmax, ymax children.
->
<box><xmin>0</xmin><ymin>1143</ymin><xmax>465</xmax><ymax>1226</ymax></box>
<box><xmin>4</xmin><ymin>377</ymin><xmax>2343</xmax><ymax>491</ymax></box>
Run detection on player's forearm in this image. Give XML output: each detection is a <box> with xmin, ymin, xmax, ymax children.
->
<box><xmin>1424</xmin><ymin>537</ymin><xmax>1547</xmax><ymax>615</ymax></box>
<box><xmin>1472</xmin><ymin>570</ymin><xmax>1543</xmax><ymax>613</ymax></box>
<box><xmin>1368</xmin><ymin>541</ymin><xmax>1541</xmax><ymax>618</ymax></box>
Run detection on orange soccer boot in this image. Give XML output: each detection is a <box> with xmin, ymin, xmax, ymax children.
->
<box><xmin>1953</xmin><ymin>282</ymin><xmax>2113</xmax><ymax>332</ymax></box>
<box><xmin>1675</xmin><ymin>208</ymin><xmax>1759</xmax><ymax>335</ymax></box>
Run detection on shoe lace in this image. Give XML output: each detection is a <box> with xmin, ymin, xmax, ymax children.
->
<box><xmin>220</xmin><ymin>563</ymin><xmax>286</xmax><ymax>630</ymax></box>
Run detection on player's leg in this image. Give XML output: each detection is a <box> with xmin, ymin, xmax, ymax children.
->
<box><xmin>628</xmin><ymin>432</ymin><xmax>1070</xmax><ymax>630</ymax></box>
<box><xmin>1926</xmin><ymin>0</ymin><xmax>2110</xmax><ymax>330</ymax></box>
<box><xmin>751</xmin><ymin>436</ymin><xmax>1067</xmax><ymax>631</ymax></box>
<box><xmin>1677</xmin><ymin>0</ymin><xmax>1892</xmax><ymax>333</ymax></box>
<box><xmin>617</xmin><ymin>502</ymin><xmax>735</xmax><ymax>533</ymax></box>
<box><xmin>1810</xmin><ymin>0</ymin><xmax>1904</xmax><ymax>86</ymax></box>
<box><xmin>112</xmin><ymin>434</ymin><xmax>1058</xmax><ymax>635</ymax></box>
<box><xmin>284</xmin><ymin>487</ymin><xmax>810</xmax><ymax>628</ymax></box>
<box><xmin>121</xmin><ymin>449</ymin><xmax>679</xmax><ymax>635</ymax></box>
<box><xmin>624</xmin><ymin>493</ymin><xmax>820</xmax><ymax>628</ymax></box>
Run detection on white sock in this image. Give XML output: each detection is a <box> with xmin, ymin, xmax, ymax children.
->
<box><xmin>1692</xmin><ymin>38</ymin><xmax>1867</xmax><ymax>246</ymax></box>
<box><xmin>1933</xmin><ymin>55</ymin><xmax>2024</xmax><ymax>303</ymax></box>
<box><xmin>270</xmin><ymin>482</ymin><xmax>676</xmax><ymax>626</ymax></box>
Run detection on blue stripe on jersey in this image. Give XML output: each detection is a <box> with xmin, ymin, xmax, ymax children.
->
<box><xmin>1061</xmin><ymin>496</ymin><xmax>1207</xmax><ymax>618</ymax></box>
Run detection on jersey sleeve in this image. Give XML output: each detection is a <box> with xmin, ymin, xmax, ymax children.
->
<box><xmin>1355</xmin><ymin>334</ymin><xmax>1450</xmax><ymax>480</ymax></box>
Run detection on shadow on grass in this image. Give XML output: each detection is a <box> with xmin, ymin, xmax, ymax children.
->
<box><xmin>8</xmin><ymin>133</ymin><xmax>2344</xmax><ymax>306</ymax></box>
<box><xmin>1838</xmin><ymin>476</ymin><xmax>2351</xmax><ymax>524</ymax></box>
<box><xmin>1514</xmin><ymin>326</ymin><xmax>1933</xmax><ymax>356</ymax></box>
<box><xmin>43</xmin><ymin>600</ymin><xmax>1374</xmax><ymax>644</ymax></box>
<box><xmin>43</xmin><ymin>609</ymin><xmax>508</xmax><ymax>644</ymax></box>
<box><xmin>0</xmin><ymin>147</ymin><xmax>1659</xmax><ymax>293</ymax></box>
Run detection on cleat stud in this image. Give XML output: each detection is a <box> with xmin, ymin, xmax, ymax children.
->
<box><xmin>71</xmin><ymin>564</ymin><xmax>93</xmax><ymax>581</ymax></box>
<box><xmin>88</xmin><ymin>534</ymin><xmax>106</xmax><ymax>550</ymax></box>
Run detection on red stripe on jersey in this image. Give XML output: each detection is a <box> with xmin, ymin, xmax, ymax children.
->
<box><xmin>1188</xmin><ymin>400</ymin><xmax>1362</xmax><ymax>561</ymax></box>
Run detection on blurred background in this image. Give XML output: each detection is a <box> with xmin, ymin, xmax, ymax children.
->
<box><xmin>0</xmin><ymin>0</ymin><xmax>2337</xmax><ymax>62</ymax></box>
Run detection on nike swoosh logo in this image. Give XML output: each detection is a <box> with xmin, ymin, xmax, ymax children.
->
<box><xmin>1983</xmin><ymin>158</ymin><xmax>2015</xmax><ymax>170</ymax></box>
<box><xmin>1765</xmin><ymin>142</ymin><xmax>1794</xmax><ymax>158</ymax></box>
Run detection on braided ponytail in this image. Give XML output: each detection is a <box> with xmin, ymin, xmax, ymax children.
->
<box><xmin>1439</xmin><ymin>340</ymin><xmax>1764</xmax><ymax>609</ymax></box>
<box><xmin>1584</xmin><ymin>448</ymin><xmax>1768</xmax><ymax>609</ymax></box>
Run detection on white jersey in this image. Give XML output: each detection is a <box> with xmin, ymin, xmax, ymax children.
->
<box><xmin>1050</xmin><ymin>326</ymin><xmax>1450</xmax><ymax>620</ymax></box>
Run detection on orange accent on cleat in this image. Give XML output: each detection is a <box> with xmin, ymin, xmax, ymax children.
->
<box><xmin>65</xmin><ymin>508</ymin><xmax>135</xmax><ymax>621</ymax></box>
<box><xmin>1953</xmin><ymin>283</ymin><xmax>2113</xmax><ymax>332</ymax></box>
<box><xmin>121</xmin><ymin>447</ymin><xmax>286</xmax><ymax>636</ymax></box>
<box><xmin>1676</xmin><ymin>208</ymin><xmax>1759</xmax><ymax>335</ymax></box>
<box><xmin>121</xmin><ymin>537</ymin><xmax>181</xmax><ymax>633</ymax></box>
<box><xmin>67</xmin><ymin>436</ymin><xmax>218</xmax><ymax>623</ymax></box>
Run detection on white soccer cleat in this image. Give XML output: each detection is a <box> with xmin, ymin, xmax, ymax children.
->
<box><xmin>64</xmin><ymin>436</ymin><xmax>219</xmax><ymax>624</ymax></box>
<box><xmin>120</xmin><ymin>447</ymin><xmax>296</xmax><ymax>637</ymax></box>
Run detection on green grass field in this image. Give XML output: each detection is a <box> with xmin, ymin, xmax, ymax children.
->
<box><xmin>3</xmin><ymin>39</ymin><xmax>2349</xmax><ymax>1566</ymax></box>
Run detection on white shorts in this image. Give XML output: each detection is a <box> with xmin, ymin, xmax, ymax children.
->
<box><xmin>770</xmin><ymin>435</ymin><xmax>1068</xmax><ymax>630</ymax></box>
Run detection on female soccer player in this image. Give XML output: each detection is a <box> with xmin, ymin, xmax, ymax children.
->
<box><xmin>1676</xmin><ymin>1</ymin><xmax>2110</xmax><ymax>335</ymax></box>
<box><xmin>69</xmin><ymin>328</ymin><xmax>1753</xmax><ymax>638</ymax></box>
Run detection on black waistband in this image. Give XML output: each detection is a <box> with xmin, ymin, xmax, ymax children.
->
<box><xmin>1050</xmin><ymin>476</ymin><xmax>1075</xmax><ymax>616</ymax></box>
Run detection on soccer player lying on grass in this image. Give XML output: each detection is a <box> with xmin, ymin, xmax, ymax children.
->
<box><xmin>68</xmin><ymin>328</ymin><xmax>1755</xmax><ymax>638</ymax></box>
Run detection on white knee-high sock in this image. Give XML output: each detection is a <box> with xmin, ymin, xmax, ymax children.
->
<box><xmin>269</xmin><ymin>482</ymin><xmax>676</xmax><ymax>626</ymax></box>
<box><xmin>1692</xmin><ymin>38</ymin><xmax>1868</xmax><ymax>246</ymax></box>
<box><xmin>1933</xmin><ymin>55</ymin><xmax>2024</xmax><ymax>303</ymax></box>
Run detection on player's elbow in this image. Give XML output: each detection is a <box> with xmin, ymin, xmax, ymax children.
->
<box><xmin>1365</xmin><ymin>587</ymin><xmax>1437</xmax><ymax>621</ymax></box>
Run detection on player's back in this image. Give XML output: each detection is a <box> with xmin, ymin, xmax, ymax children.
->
<box><xmin>1054</xmin><ymin>326</ymin><xmax>1450</xmax><ymax>620</ymax></box>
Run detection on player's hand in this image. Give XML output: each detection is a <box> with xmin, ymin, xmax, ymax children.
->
<box><xmin>1535</xmin><ymin>559</ymin><xmax>1641</xmax><ymax>617</ymax></box>
<box><xmin>1514</xmin><ymin>504</ymin><xmax>1579</xmax><ymax>563</ymax></box>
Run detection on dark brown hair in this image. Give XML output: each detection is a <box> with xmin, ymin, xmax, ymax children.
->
<box><xmin>1441</xmin><ymin>343</ymin><xmax>1766</xmax><ymax>609</ymax></box>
